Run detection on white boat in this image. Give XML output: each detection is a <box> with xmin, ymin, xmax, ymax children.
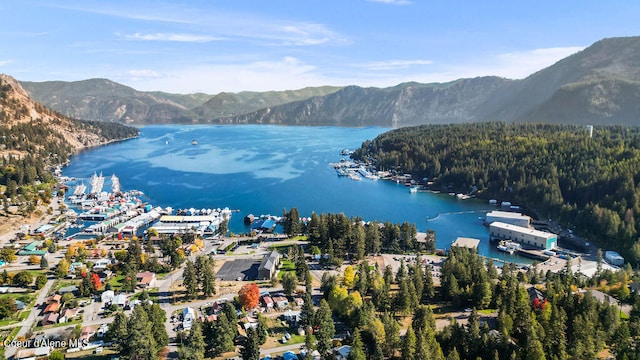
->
<box><xmin>497</xmin><ymin>241</ymin><xmax>521</xmax><ymax>254</ymax></box>
<box><xmin>409</xmin><ymin>186</ymin><xmax>419</xmax><ymax>193</ymax></box>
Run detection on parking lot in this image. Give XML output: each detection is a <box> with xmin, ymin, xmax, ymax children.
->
<box><xmin>215</xmin><ymin>258</ymin><xmax>261</xmax><ymax>281</ymax></box>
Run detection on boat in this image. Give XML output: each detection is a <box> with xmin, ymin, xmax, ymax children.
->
<box><xmin>497</xmin><ymin>241</ymin><xmax>521</xmax><ymax>254</ymax></box>
<box><xmin>191</xmin><ymin>139</ymin><xmax>198</xmax><ymax>145</ymax></box>
<box><xmin>409</xmin><ymin>186</ymin><xmax>419</xmax><ymax>193</ymax></box>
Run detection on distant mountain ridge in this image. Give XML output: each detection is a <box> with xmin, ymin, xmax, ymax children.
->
<box><xmin>20</xmin><ymin>78</ymin><xmax>342</xmax><ymax>124</ymax></box>
<box><xmin>18</xmin><ymin>36</ymin><xmax>640</xmax><ymax>126</ymax></box>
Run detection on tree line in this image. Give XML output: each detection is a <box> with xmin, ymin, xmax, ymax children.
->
<box><xmin>352</xmin><ymin>122</ymin><xmax>640</xmax><ymax>263</ymax></box>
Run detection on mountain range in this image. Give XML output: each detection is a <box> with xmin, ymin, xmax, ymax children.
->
<box><xmin>18</xmin><ymin>36</ymin><xmax>640</xmax><ymax>127</ymax></box>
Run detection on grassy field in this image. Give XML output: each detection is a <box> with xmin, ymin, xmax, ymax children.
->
<box><xmin>277</xmin><ymin>260</ymin><xmax>296</xmax><ymax>280</ymax></box>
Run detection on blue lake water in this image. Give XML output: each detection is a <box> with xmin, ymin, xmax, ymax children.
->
<box><xmin>62</xmin><ymin>125</ymin><xmax>531</xmax><ymax>263</ymax></box>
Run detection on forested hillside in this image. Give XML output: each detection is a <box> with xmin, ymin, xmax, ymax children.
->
<box><xmin>0</xmin><ymin>74</ymin><xmax>138</xmax><ymax>215</ymax></box>
<box><xmin>352</xmin><ymin>123</ymin><xmax>640</xmax><ymax>260</ymax></box>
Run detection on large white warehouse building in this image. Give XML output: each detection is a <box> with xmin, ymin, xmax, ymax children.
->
<box><xmin>485</xmin><ymin>210</ymin><xmax>531</xmax><ymax>228</ymax></box>
<box><xmin>489</xmin><ymin>221</ymin><xmax>557</xmax><ymax>250</ymax></box>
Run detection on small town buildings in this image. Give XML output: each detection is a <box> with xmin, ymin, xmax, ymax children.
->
<box><xmin>101</xmin><ymin>290</ymin><xmax>127</xmax><ymax>306</ymax></box>
<box><xmin>183</xmin><ymin>307</ymin><xmax>196</xmax><ymax>330</ymax></box>
<box><xmin>334</xmin><ymin>345</ymin><xmax>353</xmax><ymax>360</ymax></box>
<box><xmin>43</xmin><ymin>302</ymin><xmax>60</xmax><ymax>314</ymax></box>
<box><xmin>451</xmin><ymin>237</ymin><xmax>480</xmax><ymax>251</ymax></box>
<box><xmin>58</xmin><ymin>285</ymin><xmax>79</xmax><ymax>295</ymax></box>
<box><xmin>605</xmin><ymin>251</ymin><xmax>624</xmax><ymax>266</ymax></box>
<box><xmin>272</xmin><ymin>296</ymin><xmax>289</xmax><ymax>310</ymax></box>
<box><xmin>41</xmin><ymin>312</ymin><xmax>59</xmax><ymax>326</ymax></box>
<box><xmin>485</xmin><ymin>210</ymin><xmax>531</xmax><ymax>228</ymax></box>
<box><xmin>59</xmin><ymin>308</ymin><xmax>79</xmax><ymax>323</ymax></box>
<box><xmin>261</xmin><ymin>295</ymin><xmax>274</xmax><ymax>310</ymax></box>
<box><xmin>18</xmin><ymin>240</ymin><xmax>47</xmax><ymax>256</ymax></box>
<box><xmin>489</xmin><ymin>222</ymin><xmax>557</xmax><ymax>250</ymax></box>
<box><xmin>283</xmin><ymin>310</ymin><xmax>301</xmax><ymax>325</ymax></box>
<box><xmin>46</xmin><ymin>294</ymin><xmax>62</xmax><ymax>304</ymax></box>
<box><xmin>136</xmin><ymin>271</ymin><xmax>156</xmax><ymax>288</ymax></box>
<box><xmin>92</xmin><ymin>258</ymin><xmax>112</xmax><ymax>272</ymax></box>
<box><xmin>293</xmin><ymin>297</ymin><xmax>304</xmax><ymax>307</ymax></box>
<box><xmin>81</xmin><ymin>326</ymin><xmax>96</xmax><ymax>341</ymax></box>
<box><xmin>14</xmin><ymin>347</ymin><xmax>50</xmax><ymax>360</ymax></box>
<box><xmin>258</xmin><ymin>250</ymin><xmax>280</xmax><ymax>280</ymax></box>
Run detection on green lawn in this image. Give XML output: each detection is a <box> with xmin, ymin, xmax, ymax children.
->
<box><xmin>107</xmin><ymin>274</ymin><xmax>125</xmax><ymax>289</ymax></box>
<box><xmin>277</xmin><ymin>260</ymin><xmax>296</xmax><ymax>280</ymax></box>
<box><xmin>478</xmin><ymin>309</ymin><xmax>497</xmax><ymax>314</ymax></box>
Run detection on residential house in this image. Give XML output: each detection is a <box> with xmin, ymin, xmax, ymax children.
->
<box><xmin>136</xmin><ymin>271</ymin><xmax>156</xmax><ymax>288</ymax></box>
<box><xmin>92</xmin><ymin>258</ymin><xmax>112</xmax><ymax>272</ymax></box>
<box><xmin>101</xmin><ymin>290</ymin><xmax>127</xmax><ymax>307</ymax></box>
<box><xmin>46</xmin><ymin>294</ymin><xmax>62</xmax><ymax>304</ymax></box>
<box><xmin>43</xmin><ymin>302</ymin><xmax>60</xmax><ymax>314</ymax></box>
<box><xmin>527</xmin><ymin>287</ymin><xmax>544</xmax><ymax>304</ymax></box>
<box><xmin>334</xmin><ymin>345</ymin><xmax>352</xmax><ymax>360</ymax></box>
<box><xmin>293</xmin><ymin>297</ymin><xmax>304</xmax><ymax>307</ymax></box>
<box><xmin>272</xmin><ymin>296</ymin><xmax>289</xmax><ymax>310</ymax></box>
<box><xmin>41</xmin><ymin>312</ymin><xmax>59</xmax><ymax>326</ymax></box>
<box><xmin>14</xmin><ymin>347</ymin><xmax>50</xmax><ymax>360</ymax></box>
<box><xmin>58</xmin><ymin>285</ymin><xmax>79</xmax><ymax>295</ymax></box>
<box><xmin>15</xmin><ymin>300</ymin><xmax>25</xmax><ymax>311</ymax></box>
<box><xmin>59</xmin><ymin>308</ymin><xmax>79</xmax><ymax>323</ymax></box>
<box><xmin>586</xmin><ymin>289</ymin><xmax>619</xmax><ymax>307</ymax></box>
<box><xmin>183</xmin><ymin>307</ymin><xmax>196</xmax><ymax>330</ymax></box>
<box><xmin>81</xmin><ymin>326</ymin><xmax>96</xmax><ymax>341</ymax></box>
<box><xmin>261</xmin><ymin>295</ymin><xmax>274</xmax><ymax>310</ymax></box>
<box><xmin>283</xmin><ymin>310</ymin><xmax>301</xmax><ymax>326</ymax></box>
<box><xmin>101</xmin><ymin>290</ymin><xmax>115</xmax><ymax>303</ymax></box>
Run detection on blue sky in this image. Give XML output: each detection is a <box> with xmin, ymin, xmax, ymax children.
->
<box><xmin>1</xmin><ymin>1</ymin><xmax>639</xmax><ymax>94</ymax></box>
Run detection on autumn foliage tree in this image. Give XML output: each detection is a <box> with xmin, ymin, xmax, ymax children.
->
<box><xmin>91</xmin><ymin>273</ymin><xmax>102</xmax><ymax>291</ymax></box>
<box><xmin>238</xmin><ymin>283</ymin><xmax>260</xmax><ymax>310</ymax></box>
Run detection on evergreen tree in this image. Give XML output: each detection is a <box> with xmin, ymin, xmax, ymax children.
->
<box><xmin>39</xmin><ymin>255</ymin><xmax>48</xmax><ymax>269</ymax></box>
<box><xmin>282</xmin><ymin>272</ymin><xmax>297</xmax><ymax>296</ymax></box>
<box><xmin>183</xmin><ymin>260</ymin><xmax>198</xmax><ymax>300</ymax></box>
<box><xmin>315</xmin><ymin>299</ymin><xmax>335</xmax><ymax>358</ymax></box>
<box><xmin>349</xmin><ymin>328</ymin><xmax>367</xmax><ymax>360</ymax></box>
<box><xmin>146</xmin><ymin>303</ymin><xmax>169</xmax><ymax>351</ymax></box>
<box><xmin>108</xmin><ymin>311</ymin><xmax>129</xmax><ymax>351</ymax></box>
<box><xmin>401</xmin><ymin>324</ymin><xmax>417</xmax><ymax>360</ymax></box>
<box><xmin>383</xmin><ymin>312</ymin><xmax>400</xmax><ymax>358</ymax></box>
<box><xmin>126</xmin><ymin>306</ymin><xmax>158</xmax><ymax>360</ymax></box>
<box><xmin>189</xmin><ymin>320</ymin><xmax>206</xmax><ymax>359</ymax></box>
<box><xmin>241</xmin><ymin>327</ymin><xmax>261</xmax><ymax>360</ymax></box>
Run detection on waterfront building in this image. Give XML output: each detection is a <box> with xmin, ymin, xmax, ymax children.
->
<box><xmin>485</xmin><ymin>210</ymin><xmax>531</xmax><ymax>228</ymax></box>
<box><xmin>451</xmin><ymin>237</ymin><xmax>480</xmax><ymax>251</ymax></box>
<box><xmin>489</xmin><ymin>221</ymin><xmax>557</xmax><ymax>250</ymax></box>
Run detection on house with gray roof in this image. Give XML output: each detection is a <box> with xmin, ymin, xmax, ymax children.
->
<box><xmin>258</xmin><ymin>250</ymin><xmax>280</xmax><ymax>280</ymax></box>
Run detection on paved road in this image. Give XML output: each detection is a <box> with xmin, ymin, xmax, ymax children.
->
<box><xmin>3</xmin><ymin>279</ymin><xmax>55</xmax><ymax>359</ymax></box>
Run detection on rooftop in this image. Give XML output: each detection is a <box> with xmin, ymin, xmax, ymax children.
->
<box><xmin>451</xmin><ymin>237</ymin><xmax>480</xmax><ymax>249</ymax></box>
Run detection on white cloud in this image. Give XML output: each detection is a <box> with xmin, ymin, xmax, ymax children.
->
<box><xmin>119</xmin><ymin>46</ymin><xmax>585</xmax><ymax>94</ymax></box>
<box><xmin>453</xmin><ymin>46</ymin><xmax>585</xmax><ymax>80</ymax></box>
<box><xmin>123</xmin><ymin>57</ymin><xmax>327</xmax><ymax>94</ymax></box>
<box><xmin>359</xmin><ymin>59</ymin><xmax>433</xmax><ymax>71</ymax></box>
<box><xmin>0</xmin><ymin>60</ymin><xmax>13</xmax><ymax>67</ymax></box>
<box><xmin>367</xmin><ymin>0</ymin><xmax>412</xmax><ymax>5</ymax></box>
<box><xmin>127</xmin><ymin>69</ymin><xmax>162</xmax><ymax>81</ymax></box>
<box><xmin>122</xmin><ymin>32</ymin><xmax>224</xmax><ymax>43</ymax></box>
